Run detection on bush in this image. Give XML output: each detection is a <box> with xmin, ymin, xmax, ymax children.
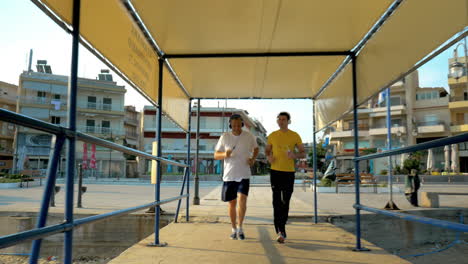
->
<box><xmin>380</xmin><ymin>169</ymin><xmax>388</xmax><ymax>175</ymax></box>
<box><xmin>5</xmin><ymin>174</ymin><xmax>29</xmax><ymax>180</ymax></box>
<box><xmin>0</xmin><ymin>178</ymin><xmax>21</xmax><ymax>183</ymax></box>
<box><xmin>318</xmin><ymin>178</ymin><xmax>335</xmax><ymax>187</ymax></box>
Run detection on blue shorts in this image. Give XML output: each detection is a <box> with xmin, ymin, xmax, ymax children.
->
<box><xmin>221</xmin><ymin>179</ymin><xmax>250</xmax><ymax>202</ymax></box>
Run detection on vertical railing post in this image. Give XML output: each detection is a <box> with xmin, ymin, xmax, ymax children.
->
<box><xmin>174</xmin><ymin>167</ymin><xmax>188</xmax><ymax>223</ymax></box>
<box><xmin>384</xmin><ymin>87</ymin><xmax>399</xmax><ymax>210</ymax></box>
<box><xmin>30</xmin><ymin>135</ymin><xmax>66</xmax><ymax>263</ymax></box>
<box><xmin>77</xmin><ymin>163</ymin><xmax>83</xmax><ymax>208</ymax></box>
<box><xmin>64</xmin><ymin>0</ymin><xmax>81</xmax><ymax>262</ymax></box>
<box><xmin>312</xmin><ymin>99</ymin><xmax>318</xmax><ymax>224</ymax></box>
<box><xmin>193</xmin><ymin>99</ymin><xmax>200</xmax><ymax>205</ymax></box>
<box><xmin>150</xmin><ymin>58</ymin><xmax>166</xmax><ymax>247</ymax></box>
<box><xmin>186</xmin><ymin>99</ymin><xmax>192</xmax><ymax>221</ymax></box>
<box><xmin>351</xmin><ymin>54</ymin><xmax>369</xmax><ymax>252</ymax></box>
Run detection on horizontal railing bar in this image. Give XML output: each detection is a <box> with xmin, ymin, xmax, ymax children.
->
<box><xmin>0</xmin><ymin>194</ymin><xmax>188</xmax><ymax>249</ymax></box>
<box><xmin>0</xmin><ymin>108</ymin><xmax>188</xmax><ymax>167</ymax></box>
<box><xmin>73</xmin><ymin>194</ymin><xmax>188</xmax><ymax>227</ymax></box>
<box><xmin>76</xmin><ymin>132</ymin><xmax>187</xmax><ymax>167</ymax></box>
<box><xmin>355</xmin><ymin>204</ymin><xmax>468</xmax><ymax>233</ymax></box>
<box><xmin>164</xmin><ymin>51</ymin><xmax>351</xmax><ymax>59</ymax></box>
<box><xmin>355</xmin><ymin>133</ymin><xmax>468</xmax><ymax>161</ymax></box>
<box><xmin>0</xmin><ymin>108</ymin><xmax>67</xmax><ymax>136</ymax></box>
<box><xmin>0</xmin><ymin>223</ymin><xmax>71</xmax><ymax>250</ymax></box>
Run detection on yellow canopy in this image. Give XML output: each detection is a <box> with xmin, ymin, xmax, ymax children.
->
<box><xmin>37</xmin><ymin>0</ymin><xmax>467</xmax><ymax>131</ymax></box>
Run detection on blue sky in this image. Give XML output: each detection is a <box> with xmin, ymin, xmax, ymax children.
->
<box><xmin>0</xmin><ymin>0</ymin><xmax>463</xmax><ymax>143</ymax></box>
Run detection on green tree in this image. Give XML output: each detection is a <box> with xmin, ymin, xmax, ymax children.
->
<box><xmin>308</xmin><ymin>140</ymin><xmax>327</xmax><ymax>172</ymax></box>
<box><xmin>403</xmin><ymin>151</ymin><xmax>422</xmax><ymax>174</ymax></box>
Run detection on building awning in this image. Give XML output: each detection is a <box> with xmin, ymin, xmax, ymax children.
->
<box><xmin>36</xmin><ymin>0</ymin><xmax>467</xmax><ymax>131</ymax></box>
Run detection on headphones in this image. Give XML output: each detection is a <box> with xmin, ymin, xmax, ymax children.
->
<box><xmin>229</xmin><ymin>114</ymin><xmax>244</xmax><ymax>128</ymax></box>
<box><xmin>277</xmin><ymin>112</ymin><xmax>291</xmax><ymax>124</ymax></box>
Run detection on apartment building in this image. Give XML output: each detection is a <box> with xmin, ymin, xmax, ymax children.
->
<box><xmin>15</xmin><ymin>62</ymin><xmax>126</xmax><ymax>178</ymax></box>
<box><xmin>329</xmin><ymin>71</ymin><xmax>450</xmax><ymax>174</ymax></box>
<box><xmin>141</xmin><ymin>105</ymin><xmax>267</xmax><ymax>176</ymax></box>
<box><xmin>0</xmin><ymin>81</ymin><xmax>18</xmax><ymax>172</ymax></box>
<box><xmin>448</xmin><ymin>54</ymin><xmax>468</xmax><ymax>172</ymax></box>
<box><xmin>124</xmin><ymin>105</ymin><xmax>141</xmax><ymax>178</ymax></box>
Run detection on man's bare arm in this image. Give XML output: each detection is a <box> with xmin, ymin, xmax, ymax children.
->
<box><xmin>214</xmin><ymin>150</ymin><xmax>232</xmax><ymax>160</ymax></box>
<box><xmin>295</xmin><ymin>143</ymin><xmax>306</xmax><ymax>159</ymax></box>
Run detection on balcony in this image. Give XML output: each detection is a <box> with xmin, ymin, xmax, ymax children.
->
<box><xmin>78</xmin><ymin>102</ymin><xmax>123</xmax><ymax>113</ymax></box>
<box><xmin>0</xmin><ymin>94</ymin><xmax>17</xmax><ymax>104</ymax></box>
<box><xmin>450</xmin><ymin>122</ymin><xmax>468</xmax><ymax>133</ymax></box>
<box><xmin>449</xmin><ymin>96</ymin><xmax>468</xmax><ymax>110</ymax></box>
<box><xmin>0</xmin><ymin>147</ymin><xmax>14</xmax><ymax>156</ymax></box>
<box><xmin>369</xmin><ymin>105</ymin><xmax>406</xmax><ymax>117</ymax></box>
<box><xmin>330</xmin><ymin>125</ymin><xmax>369</xmax><ymax>138</ymax></box>
<box><xmin>19</xmin><ymin>96</ymin><xmax>67</xmax><ymax>108</ymax></box>
<box><xmin>369</xmin><ymin>126</ymin><xmax>406</xmax><ymax>136</ymax></box>
<box><xmin>125</xmin><ymin>131</ymin><xmax>138</xmax><ymax>139</ymax></box>
<box><xmin>417</xmin><ymin>121</ymin><xmax>446</xmax><ymax>134</ymax></box>
<box><xmin>78</xmin><ymin>126</ymin><xmax>124</xmax><ymax>137</ymax></box>
<box><xmin>124</xmin><ymin>117</ymin><xmax>139</xmax><ymax>126</ymax></box>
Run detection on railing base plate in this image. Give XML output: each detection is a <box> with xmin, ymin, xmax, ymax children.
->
<box><xmin>147</xmin><ymin>242</ymin><xmax>168</xmax><ymax>247</ymax></box>
<box><xmin>351</xmin><ymin>247</ymin><xmax>371</xmax><ymax>252</ymax></box>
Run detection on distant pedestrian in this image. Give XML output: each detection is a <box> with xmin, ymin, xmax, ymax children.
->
<box><xmin>214</xmin><ymin>114</ymin><xmax>259</xmax><ymax>240</ymax></box>
<box><xmin>265</xmin><ymin>112</ymin><xmax>305</xmax><ymax>243</ymax></box>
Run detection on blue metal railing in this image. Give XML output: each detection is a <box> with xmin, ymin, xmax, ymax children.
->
<box><xmin>0</xmin><ymin>108</ymin><xmax>191</xmax><ymax>260</ymax></box>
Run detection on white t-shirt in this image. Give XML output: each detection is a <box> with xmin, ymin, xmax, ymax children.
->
<box><xmin>215</xmin><ymin>130</ymin><xmax>258</xmax><ymax>182</ymax></box>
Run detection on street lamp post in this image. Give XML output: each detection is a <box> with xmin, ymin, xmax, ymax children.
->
<box><xmin>449</xmin><ymin>36</ymin><xmax>468</xmax><ymax>93</ymax></box>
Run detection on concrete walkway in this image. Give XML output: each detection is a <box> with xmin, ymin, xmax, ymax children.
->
<box><xmin>2</xmin><ymin>182</ymin><xmax>467</xmax><ymax>263</ymax></box>
<box><xmin>106</xmin><ymin>184</ymin><xmax>462</xmax><ymax>264</ymax></box>
<box><xmin>108</xmin><ymin>222</ymin><xmax>410</xmax><ymax>264</ymax></box>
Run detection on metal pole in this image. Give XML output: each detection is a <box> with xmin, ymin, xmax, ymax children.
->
<box><xmin>30</xmin><ymin>135</ymin><xmax>65</xmax><ymax>263</ymax></box>
<box><xmin>186</xmin><ymin>99</ymin><xmax>192</xmax><ymax>221</ymax></box>
<box><xmin>384</xmin><ymin>88</ymin><xmax>399</xmax><ymax>210</ymax></box>
<box><xmin>63</xmin><ymin>0</ymin><xmax>80</xmax><ymax>262</ymax></box>
<box><xmin>77</xmin><ymin>163</ymin><xmax>83</xmax><ymax>208</ymax></box>
<box><xmin>150</xmin><ymin>58</ymin><xmax>166</xmax><ymax>247</ymax></box>
<box><xmin>108</xmin><ymin>132</ymin><xmax>112</xmax><ymax>178</ymax></box>
<box><xmin>174</xmin><ymin>167</ymin><xmax>188</xmax><ymax>223</ymax></box>
<box><xmin>312</xmin><ymin>99</ymin><xmax>318</xmax><ymax>224</ymax></box>
<box><xmin>351</xmin><ymin>54</ymin><xmax>368</xmax><ymax>251</ymax></box>
<box><xmin>193</xmin><ymin>98</ymin><xmax>200</xmax><ymax>205</ymax></box>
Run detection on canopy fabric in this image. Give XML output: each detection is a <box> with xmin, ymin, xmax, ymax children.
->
<box><xmin>169</xmin><ymin>56</ymin><xmax>345</xmax><ymax>98</ymax></box>
<box><xmin>37</xmin><ymin>0</ymin><xmax>468</xmax><ymax>132</ymax></box>
<box><xmin>316</xmin><ymin>0</ymin><xmax>468</xmax><ymax>129</ymax></box>
<box><xmin>131</xmin><ymin>0</ymin><xmax>393</xmax><ymax>54</ymax></box>
<box><xmin>316</xmin><ymin>64</ymin><xmax>353</xmax><ymax>130</ymax></box>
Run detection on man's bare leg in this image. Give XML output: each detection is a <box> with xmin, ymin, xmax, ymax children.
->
<box><xmin>228</xmin><ymin>199</ymin><xmax>237</xmax><ymax>229</ymax></box>
<box><xmin>228</xmin><ymin>199</ymin><xmax>238</xmax><ymax>239</ymax></box>
<box><xmin>236</xmin><ymin>193</ymin><xmax>247</xmax><ymax>240</ymax></box>
<box><xmin>237</xmin><ymin>193</ymin><xmax>247</xmax><ymax>228</ymax></box>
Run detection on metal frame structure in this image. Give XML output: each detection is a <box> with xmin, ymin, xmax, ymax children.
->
<box><xmin>0</xmin><ymin>1</ymin><xmax>190</xmax><ymax>262</ymax></box>
<box><xmin>1</xmin><ymin>0</ymin><xmax>467</xmax><ymax>262</ymax></box>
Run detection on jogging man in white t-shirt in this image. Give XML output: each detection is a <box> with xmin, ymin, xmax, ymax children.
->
<box><xmin>214</xmin><ymin>114</ymin><xmax>259</xmax><ymax>240</ymax></box>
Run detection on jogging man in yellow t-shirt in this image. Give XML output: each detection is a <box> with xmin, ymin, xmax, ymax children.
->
<box><xmin>265</xmin><ymin>112</ymin><xmax>305</xmax><ymax>243</ymax></box>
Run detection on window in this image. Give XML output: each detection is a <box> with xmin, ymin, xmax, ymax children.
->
<box><xmin>103</xmin><ymin>98</ymin><xmax>112</xmax><ymax>111</ymax></box>
<box><xmin>53</xmin><ymin>94</ymin><xmax>61</xmax><ymax>100</ymax></box>
<box><xmin>423</xmin><ymin>114</ymin><xmax>438</xmax><ymax>126</ymax></box>
<box><xmin>37</xmin><ymin>91</ymin><xmax>46</xmax><ymax>98</ymax></box>
<box><xmin>87</xmin><ymin>96</ymin><xmax>97</xmax><ymax>109</ymax></box>
<box><xmin>459</xmin><ymin>142</ymin><xmax>468</xmax><ymax>151</ymax></box>
<box><xmin>86</xmin><ymin>119</ymin><xmax>95</xmax><ymax>133</ymax></box>
<box><xmin>101</xmin><ymin>120</ymin><xmax>110</xmax><ymax>134</ymax></box>
<box><xmin>51</xmin><ymin>116</ymin><xmax>61</xmax><ymax>124</ymax></box>
<box><xmin>391</xmin><ymin>119</ymin><xmax>402</xmax><ymax>127</ymax></box>
<box><xmin>390</xmin><ymin>96</ymin><xmax>401</xmax><ymax>106</ymax></box>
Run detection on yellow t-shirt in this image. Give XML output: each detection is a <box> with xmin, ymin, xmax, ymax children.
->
<box><xmin>267</xmin><ymin>129</ymin><xmax>302</xmax><ymax>172</ymax></box>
